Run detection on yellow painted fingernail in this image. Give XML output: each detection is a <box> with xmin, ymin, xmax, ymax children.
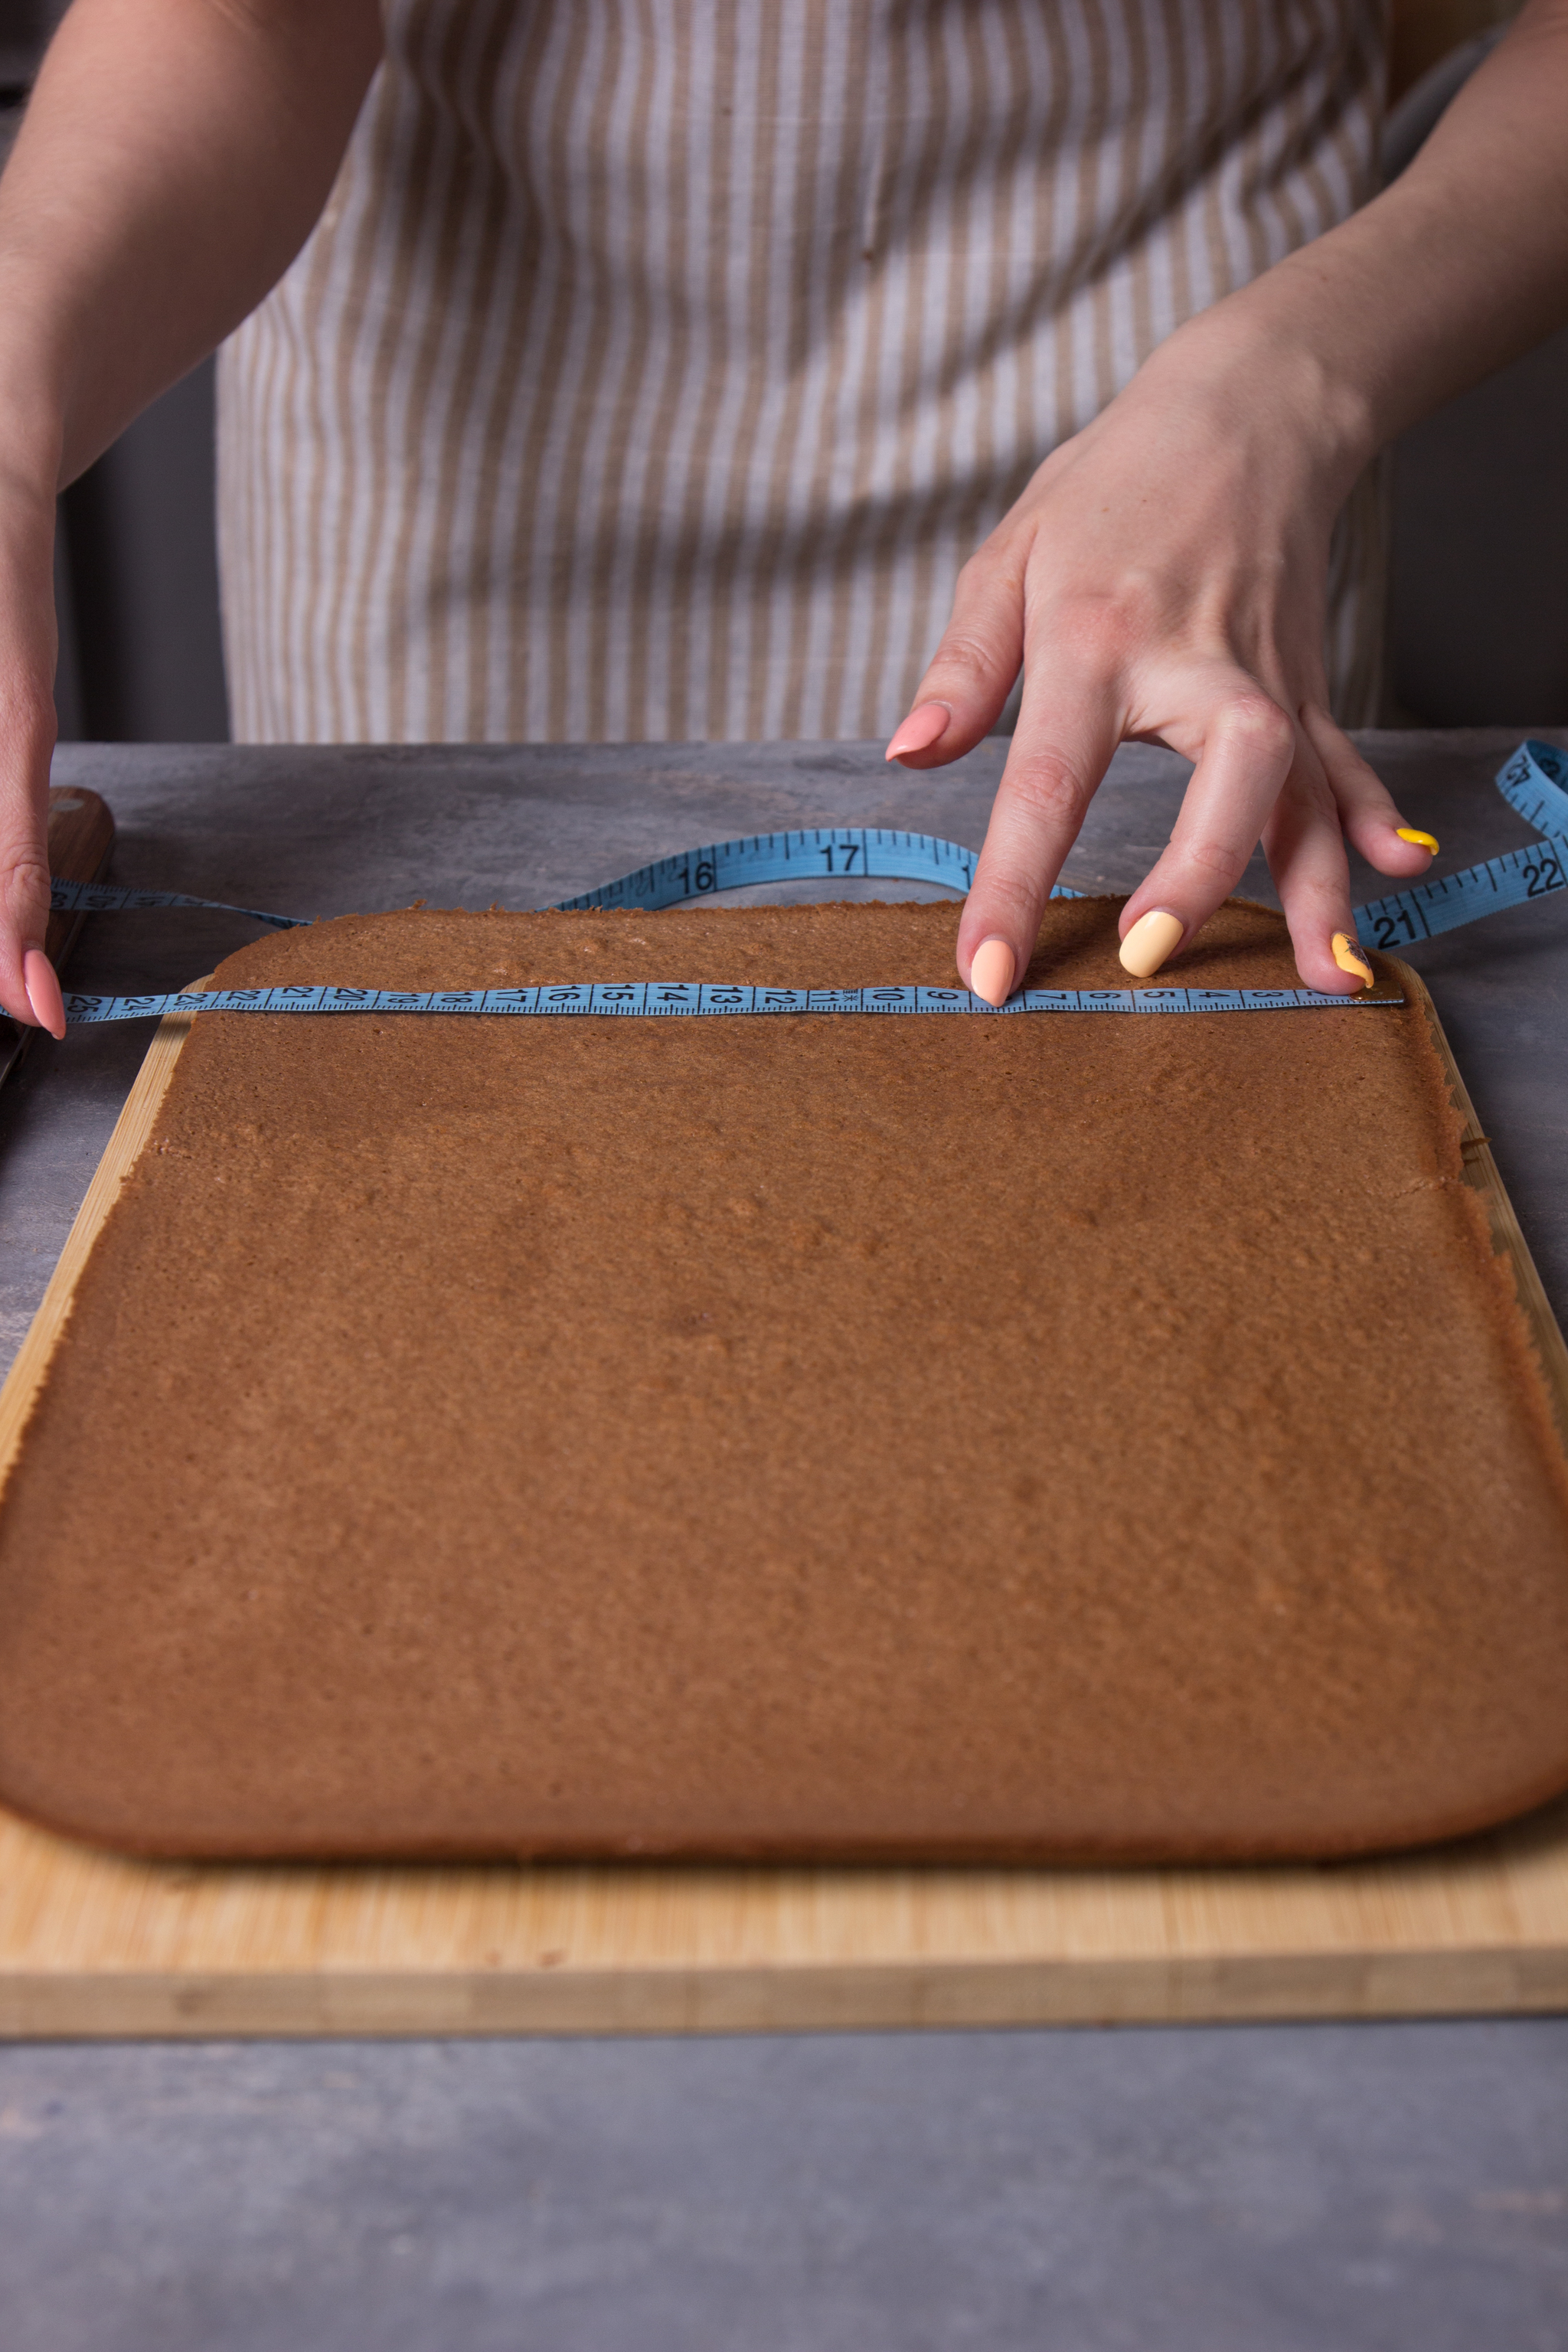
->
<box><xmin>1331</xmin><ymin>931</ymin><xmax>1374</xmax><ymax>988</ymax></box>
<box><xmin>1119</xmin><ymin>910</ymin><xmax>1184</xmax><ymax>978</ymax></box>
<box><xmin>969</xmin><ymin>937</ymin><xmax>1016</xmax><ymax>1004</ymax></box>
<box><xmin>1396</xmin><ymin>828</ymin><xmax>1439</xmax><ymax>853</ymax></box>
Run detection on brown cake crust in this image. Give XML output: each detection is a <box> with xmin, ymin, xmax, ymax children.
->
<box><xmin>1</xmin><ymin>893</ymin><xmax>1566</xmax><ymax>1862</ymax></box>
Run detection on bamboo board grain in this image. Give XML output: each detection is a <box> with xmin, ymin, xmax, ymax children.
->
<box><xmin>2</xmin><ymin>962</ymin><xmax>1567</xmax><ymax>2039</ymax></box>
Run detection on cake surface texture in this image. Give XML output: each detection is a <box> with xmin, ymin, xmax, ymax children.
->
<box><xmin>1</xmin><ymin>893</ymin><xmax>1566</xmax><ymax>1861</ymax></box>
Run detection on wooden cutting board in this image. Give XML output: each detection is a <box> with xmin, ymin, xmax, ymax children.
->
<box><xmin>2</xmin><ymin>959</ymin><xmax>1566</xmax><ymax>2036</ymax></box>
<box><xmin>3</xmin><ymin>1787</ymin><xmax>1567</xmax><ymax>2037</ymax></box>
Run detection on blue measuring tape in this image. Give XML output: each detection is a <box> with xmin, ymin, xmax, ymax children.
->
<box><xmin>59</xmin><ymin>981</ymin><xmax>1403</xmax><ymax>1025</ymax></box>
<box><xmin>1351</xmin><ymin>739</ymin><xmax>1568</xmax><ymax>949</ymax></box>
<box><xmin>47</xmin><ymin>742</ymin><xmax>1566</xmax><ymax>1024</ymax></box>
<box><xmin>47</xmin><ymin>824</ymin><xmax>1008</xmax><ymax>935</ymax></box>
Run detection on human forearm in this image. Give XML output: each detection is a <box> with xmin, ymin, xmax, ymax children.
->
<box><xmin>893</xmin><ymin>0</ymin><xmax>1568</xmax><ymax>1006</ymax></box>
<box><xmin>1196</xmin><ymin>0</ymin><xmax>1568</xmax><ymax>483</ymax></box>
<box><xmin>0</xmin><ymin>0</ymin><xmax>381</xmax><ymax>1037</ymax></box>
<box><xmin>0</xmin><ymin>0</ymin><xmax>383</xmax><ymax>488</ymax></box>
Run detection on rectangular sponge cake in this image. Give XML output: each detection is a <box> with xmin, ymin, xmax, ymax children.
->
<box><xmin>0</xmin><ymin>894</ymin><xmax>1565</xmax><ymax>1862</ymax></box>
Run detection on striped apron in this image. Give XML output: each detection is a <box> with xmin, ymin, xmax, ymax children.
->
<box><xmin>217</xmin><ymin>0</ymin><xmax>1389</xmax><ymax>745</ymax></box>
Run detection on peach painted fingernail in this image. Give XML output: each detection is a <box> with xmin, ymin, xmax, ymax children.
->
<box><xmin>969</xmin><ymin>938</ymin><xmax>1016</xmax><ymax>1004</ymax></box>
<box><xmin>1396</xmin><ymin>827</ymin><xmax>1439</xmax><ymax>853</ymax></box>
<box><xmin>23</xmin><ymin>949</ymin><xmax>65</xmax><ymax>1039</ymax></box>
<box><xmin>1331</xmin><ymin>931</ymin><xmax>1374</xmax><ymax>988</ymax></box>
<box><xmin>1119</xmin><ymin>910</ymin><xmax>1184</xmax><ymax>978</ymax></box>
<box><xmin>885</xmin><ymin>701</ymin><xmax>950</xmax><ymax>760</ymax></box>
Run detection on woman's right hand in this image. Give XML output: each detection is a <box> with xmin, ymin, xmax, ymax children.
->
<box><xmin>0</xmin><ymin>455</ymin><xmax>66</xmax><ymax>1034</ymax></box>
<box><xmin>0</xmin><ymin>0</ymin><xmax>385</xmax><ymax>1035</ymax></box>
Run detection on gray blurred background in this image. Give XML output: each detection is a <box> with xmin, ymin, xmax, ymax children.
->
<box><xmin>1</xmin><ymin>0</ymin><xmax>1563</xmax><ymax>745</ymax></box>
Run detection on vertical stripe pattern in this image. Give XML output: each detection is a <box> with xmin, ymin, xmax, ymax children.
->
<box><xmin>217</xmin><ymin>0</ymin><xmax>1388</xmax><ymax>745</ymax></box>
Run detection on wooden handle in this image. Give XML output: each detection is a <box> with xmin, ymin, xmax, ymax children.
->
<box><xmin>42</xmin><ymin>786</ymin><xmax>115</xmax><ymax>974</ymax></box>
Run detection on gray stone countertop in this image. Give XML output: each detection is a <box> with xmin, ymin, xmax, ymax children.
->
<box><xmin>3</xmin><ymin>730</ymin><xmax>1567</xmax><ymax>2352</ymax></box>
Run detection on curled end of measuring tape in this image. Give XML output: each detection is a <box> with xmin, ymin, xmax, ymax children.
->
<box><xmin>1351</xmin><ymin>741</ymin><xmax>1568</xmax><ymax>953</ymax></box>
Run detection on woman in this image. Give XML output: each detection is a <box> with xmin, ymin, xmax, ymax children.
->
<box><xmin>1</xmin><ymin>0</ymin><xmax>1564</xmax><ymax>1029</ymax></box>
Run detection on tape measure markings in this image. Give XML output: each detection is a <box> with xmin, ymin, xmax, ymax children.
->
<box><xmin>1354</xmin><ymin>838</ymin><xmax>1566</xmax><ymax>949</ymax></box>
<box><xmin>553</xmin><ymin>824</ymin><xmax>1001</xmax><ymax>911</ymax></box>
<box><xmin>1348</xmin><ymin>736</ymin><xmax>1568</xmax><ymax>948</ymax></box>
<box><xmin>51</xmin><ymin>824</ymin><xmax>1080</xmax><ymax>933</ymax></box>
<box><xmin>60</xmin><ymin>982</ymin><xmax>1406</xmax><ymax>1026</ymax></box>
<box><xmin>45</xmin><ymin>741</ymin><xmax>1566</xmax><ymax>1022</ymax></box>
<box><xmin>1495</xmin><ymin>737</ymin><xmax>1568</xmax><ymax>837</ymax></box>
<box><xmin>47</xmin><ymin>879</ymin><xmax>308</xmax><ymax>929</ymax></box>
